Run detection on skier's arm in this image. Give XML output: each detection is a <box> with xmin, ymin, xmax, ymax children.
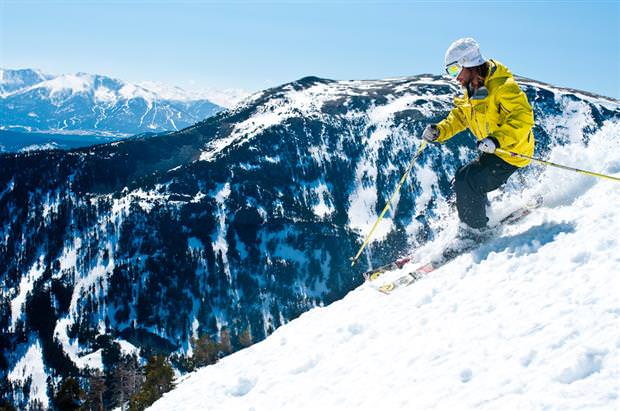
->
<box><xmin>490</xmin><ymin>81</ymin><xmax>534</xmax><ymax>149</ymax></box>
<box><xmin>436</xmin><ymin>105</ymin><xmax>467</xmax><ymax>143</ymax></box>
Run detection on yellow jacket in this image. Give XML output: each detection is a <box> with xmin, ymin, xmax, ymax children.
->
<box><xmin>436</xmin><ymin>60</ymin><xmax>535</xmax><ymax>167</ymax></box>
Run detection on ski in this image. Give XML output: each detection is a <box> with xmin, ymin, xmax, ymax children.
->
<box><xmin>372</xmin><ymin>242</ymin><xmax>475</xmax><ymax>294</ymax></box>
<box><xmin>372</xmin><ymin>197</ymin><xmax>543</xmax><ymax>294</ymax></box>
<box><xmin>362</xmin><ymin>255</ymin><xmax>414</xmax><ymax>282</ymax></box>
<box><xmin>364</xmin><ymin>195</ymin><xmax>542</xmax><ymax>284</ymax></box>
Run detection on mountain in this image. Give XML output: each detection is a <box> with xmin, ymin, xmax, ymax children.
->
<box><xmin>148</xmin><ymin>154</ymin><xmax>620</xmax><ymax>410</ymax></box>
<box><xmin>0</xmin><ymin>68</ymin><xmax>53</xmax><ymax>95</ymax></box>
<box><xmin>0</xmin><ymin>68</ymin><xmax>239</xmax><ymax>140</ymax></box>
<box><xmin>1</xmin><ymin>72</ymin><xmax>619</xmax><ymax>409</ymax></box>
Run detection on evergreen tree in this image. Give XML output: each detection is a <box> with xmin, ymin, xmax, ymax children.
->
<box><xmin>129</xmin><ymin>355</ymin><xmax>174</xmax><ymax>411</ymax></box>
<box><xmin>191</xmin><ymin>334</ymin><xmax>219</xmax><ymax>368</ymax></box>
<box><xmin>26</xmin><ymin>400</ymin><xmax>44</xmax><ymax>411</ymax></box>
<box><xmin>219</xmin><ymin>328</ymin><xmax>233</xmax><ymax>355</ymax></box>
<box><xmin>53</xmin><ymin>377</ymin><xmax>84</xmax><ymax>411</ymax></box>
<box><xmin>111</xmin><ymin>355</ymin><xmax>142</xmax><ymax>411</ymax></box>
<box><xmin>188</xmin><ymin>328</ymin><xmax>234</xmax><ymax>370</ymax></box>
<box><xmin>238</xmin><ymin>325</ymin><xmax>253</xmax><ymax>348</ymax></box>
<box><xmin>84</xmin><ymin>369</ymin><xmax>106</xmax><ymax>411</ymax></box>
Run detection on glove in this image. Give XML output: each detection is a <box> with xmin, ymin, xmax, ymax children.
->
<box><xmin>422</xmin><ymin>124</ymin><xmax>440</xmax><ymax>142</ymax></box>
<box><xmin>477</xmin><ymin>137</ymin><xmax>499</xmax><ymax>154</ymax></box>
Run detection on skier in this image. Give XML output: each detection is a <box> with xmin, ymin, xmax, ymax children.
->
<box><xmin>422</xmin><ymin>37</ymin><xmax>535</xmax><ymax>242</ymax></box>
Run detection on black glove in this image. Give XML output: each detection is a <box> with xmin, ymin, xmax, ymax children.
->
<box><xmin>477</xmin><ymin>137</ymin><xmax>499</xmax><ymax>153</ymax></box>
<box><xmin>422</xmin><ymin>124</ymin><xmax>440</xmax><ymax>142</ymax></box>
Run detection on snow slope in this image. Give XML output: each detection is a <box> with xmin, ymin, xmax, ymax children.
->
<box><xmin>149</xmin><ymin>123</ymin><xmax>620</xmax><ymax>410</ymax></box>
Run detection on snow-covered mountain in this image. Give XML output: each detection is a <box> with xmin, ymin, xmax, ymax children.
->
<box><xmin>149</xmin><ymin>148</ymin><xmax>620</xmax><ymax>411</ymax></box>
<box><xmin>0</xmin><ymin>68</ymin><xmax>53</xmax><ymax>95</ymax></box>
<box><xmin>0</xmin><ymin>68</ymin><xmax>247</xmax><ymax>137</ymax></box>
<box><xmin>1</xmin><ymin>72</ymin><xmax>619</xmax><ymax>410</ymax></box>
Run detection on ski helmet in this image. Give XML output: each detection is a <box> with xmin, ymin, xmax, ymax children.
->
<box><xmin>444</xmin><ymin>38</ymin><xmax>486</xmax><ymax>68</ymax></box>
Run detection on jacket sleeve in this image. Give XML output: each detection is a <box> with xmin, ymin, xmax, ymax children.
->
<box><xmin>436</xmin><ymin>105</ymin><xmax>467</xmax><ymax>143</ymax></box>
<box><xmin>490</xmin><ymin>81</ymin><xmax>534</xmax><ymax>149</ymax></box>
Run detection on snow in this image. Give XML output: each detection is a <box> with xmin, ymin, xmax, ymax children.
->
<box><xmin>49</xmin><ymin>187</ymin><xmax>153</xmax><ymax>372</ymax></box>
<box><xmin>193</xmin><ymin>87</ymin><xmax>250</xmax><ymax>109</ymax></box>
<box><xmin>10</xmin><ymin>255</ymin><xmax>45</xmax><ymax>331</ymax></box>
<box><xmin>406</xmin><ymin>161</ymin><xmax>439</xmax><ymax>236</ymax></box>
<box><xmin>116</xmin><ymin>339</ymin><xmax>141</xmax><ymax>357</ymax></box>
<box><xmin>54</xmin><ymin>316</ymin><xmax>105</xmax><ymax>370</ymax></box>
<box><xmin>56</xmin><ymin>237</ymin><xmax>80</xmax><ymax>274</ymax></box>
<box><xmin>519</xmin><ymin>77</ymin><xmax>619</xmax><ymax>110</ymax></box>
<box><xmin>539</xmin><ymin>98</ymin><xmax>596</xmax><ymax>146</ymax></box>
<box><xmin>346</xmin><ymin>86</ymin><xmax>452</xmax><ymax>244</ymax></box>
<box><xmin>54</xmin><ymin>249</ymin><xmax>111</xmax><ymax>370</ymax></box>
<box><xmin>119</xmin><ymin>83</ymin><xmax>156</xmax><ymax>107</ymax></box>
<box><xmin>199</xmin><ymin>99</ymin><xmax>295</xmax><ymax>162</ymax></box>
<box><xmin>2</xmin><ymin>67</ymin><xmax>245</xmax><ymax>108</ymax></box>
<box><xmin>0</xmin><ymin>177</ymin><xmax>15</xmax><ymax>203</ymax></box>
<box><xmin>18</xmin><ymin>142</ymin><xmax>61</xmax><ymax>152</ymax></box>
<box><xmin>199</xmin><ymin>81</ymin><xmax>369</xmax><ymax>162</ymax></box>
<box><xmin>212</xmin><ymin>183</ymin><xmax>232</xmax><ymax>280</ymax></box>
<box><xmin>367</xmin><ymin>94</ymin><xmax>422</xmax><ymax>125</ymax></box>
<box><xmin>311</xmin><ymin>181</ymin><xmax>335</xmax><ymax>219</ymax></box>
<box><xmin>149</xmin><ymin>123</ymin><xmax>620</xmax><ymax>410</ymax></box>
<box><xmin>94</xmin><ymin>86</ymin><xmax>117</xmax><ymax>103</ymax></box>
<box><xmin>43</xmin><ymin>73</ymin><xmax>94</xmax><ymax>95</ymax></box>
<box><xmin>347</xmin><ymin>163</ymin><xmax>393</xmax><ymax>241</ymax></box>
<box><xmin>137</xmin><ymin>81</ymin><xmax>250</xmax><ymax>108</ymax></box>
<box><xmin>8</xmin><ymin>339</ymin><xmax>50</xmax><ymax>409</ymax></box>
<box><xmin>0</xmin><ymin>68</ymin><xmax>50</xmax><ymax>94</ymax></box>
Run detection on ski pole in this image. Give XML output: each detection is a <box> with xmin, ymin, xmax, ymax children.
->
<box><xmin>495</xmin><ymin>148</ymin><xmax>620</xmax><ymax>183</ymax></box>
<box><xmin>350</xmin><ymin>140</ymin><xmax>428</xmax><ymax>267</ymax></box>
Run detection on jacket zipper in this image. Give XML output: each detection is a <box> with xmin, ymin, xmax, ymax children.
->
<box><xmin>472</xmin><ymin>105</ymin><xmax>482</xmax><ymax>138</ymax></box>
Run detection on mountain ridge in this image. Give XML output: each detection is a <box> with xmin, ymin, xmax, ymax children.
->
<box><xmin>0</xmin><ymin>68</ymin><xmax>238</xmax><ymax>140</ymax></box>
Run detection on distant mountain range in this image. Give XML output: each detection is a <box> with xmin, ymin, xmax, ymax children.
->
<box><xmin>0</xmin><ymin>68</ymin><xmax>249</xmax><ymax>151</ymax></box>
<box><xmin>0</xmin><ymin>129</ymin><xmax>162</xmax><ymax>153</ymax></box>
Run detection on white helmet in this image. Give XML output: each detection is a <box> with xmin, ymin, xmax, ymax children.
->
<box><xmin>444</xmin><ymin>38</ymin><xmax>486</xmax><ymax>68</ymax></box>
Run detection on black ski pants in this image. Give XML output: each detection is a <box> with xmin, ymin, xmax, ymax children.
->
<box><xmin>454</xmin><ymin>153</ymin><xmax>518</xmax><ymax>228</ymax></box>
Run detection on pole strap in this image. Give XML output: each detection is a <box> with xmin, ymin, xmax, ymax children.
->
<box><xmin>350</xmin><ymin>140</ymin><xmax>428</xmax><ymax>267</ymax></box>
<box><xmin>495</xmin><ymin>148</ymin><xmax>620</xmax><ymax>183</ymax></box>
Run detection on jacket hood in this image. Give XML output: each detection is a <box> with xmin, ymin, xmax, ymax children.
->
<box><xmin>485</xmin><ymin>60</ymin><xmax>513</xmax><ymax>86</ymax></box>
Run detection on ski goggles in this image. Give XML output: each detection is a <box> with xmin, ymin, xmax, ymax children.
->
<box><xmin>445</xmin><ymin>61</ymin><xmax>462</xmax><ymax>78</ymax></box>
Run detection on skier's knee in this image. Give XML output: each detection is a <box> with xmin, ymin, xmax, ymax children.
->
<box><xmin>454</xmin><ymin>168</ymin><xmax>470</xmax><ymax>193</ymax></box>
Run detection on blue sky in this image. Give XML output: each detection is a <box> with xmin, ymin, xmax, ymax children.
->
<box><xmin>1</xmin><ymin>0</ymin><xmax>619</xmax><ymax>98</ymax></box>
